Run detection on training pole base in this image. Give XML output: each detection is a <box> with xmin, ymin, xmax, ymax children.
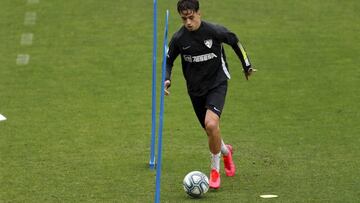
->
<box><xmin>149</xmin><ymin>162</ymin><xmax>157</xmax><ymax>170</ymax></box>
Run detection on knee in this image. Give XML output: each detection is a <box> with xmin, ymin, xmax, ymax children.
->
<box><xmin>205</xmin><ymin>120</ymin><xmax>219</xmax><ymax>134</ymax></box>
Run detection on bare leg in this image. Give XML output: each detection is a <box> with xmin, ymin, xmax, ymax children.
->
<box><xmin>205</xmin><ymin>109</ymin><xmax>222</xmax><ymax>189</ymax></box>
<box><xmin>204</xmin><ymin>109</ymin><xmax>221</xmax><ymax>154</ymax></box>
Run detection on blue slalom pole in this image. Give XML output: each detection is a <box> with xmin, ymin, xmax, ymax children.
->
<box><xmin>155</xmin><ymin>9</ymin><xmax>169</xmax><ymax>203</ymax></box>
<box><xmin>149</xmin><ymin>0</ymin><xmax>157</xmax><ymax>170</ymax></box>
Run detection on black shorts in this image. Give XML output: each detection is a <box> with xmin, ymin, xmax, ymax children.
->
<box><xmin>189</xmin><ymin>81</ymin><xmax>227</xmax><ymax>128</ymax></box>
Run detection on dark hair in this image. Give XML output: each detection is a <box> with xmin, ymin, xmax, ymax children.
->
<box><xmin>177</xmin><ymin>0</ymin><xmax>199</xmax><ymax>13</ymax></box>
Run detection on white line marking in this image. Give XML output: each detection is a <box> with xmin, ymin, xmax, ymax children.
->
<box><xmin>27</xmin><ymin>0</ymin><xmax>40</xmax><ymax>4</ymax></box>
<box><xmin>260</xmin><ymin>194</ymin><xmax>278</xmax><ymax>199</ymax></box>
<box><xmin>24</xmin><ymin>12</ymin><xmax>37</xmax><ymax>26</ymax></box>
<box><xmin>16</xmin><ymin>54</ymin><xmax>30</xmax><ymax>65</ymax></box>
<box><xmin>0</xmin><ymin>114</ymin><xmax>6</xmax><ymax>121</ymax></box>
<box><xmin>20</xmin><ymin>33</ymin><xmax>33</xmax><ymax>46</ymax></box>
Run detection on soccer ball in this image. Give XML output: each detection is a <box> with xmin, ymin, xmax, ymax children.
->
<box><xmin>183</xmin><ymin>171</ymin><xmax>209</xmax><ymax>198</ymax></box>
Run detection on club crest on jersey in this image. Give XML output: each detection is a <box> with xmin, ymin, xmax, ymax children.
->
<box><xmin>204</xmin><ymin>39</ymin><xmax>213</xmax><ymax>48</ymax></box>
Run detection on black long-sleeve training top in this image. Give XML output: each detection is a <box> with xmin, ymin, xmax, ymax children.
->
<box><xmin>166</xmin><ymin>21</ymin><xmax>251</xmax><ymax>96</ymax></box>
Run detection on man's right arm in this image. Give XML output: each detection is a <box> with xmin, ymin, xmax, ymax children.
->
<box><xmin>165</xmin><ymin>34</ymin><xmax>180</xmax><ymax>95</ymax></box>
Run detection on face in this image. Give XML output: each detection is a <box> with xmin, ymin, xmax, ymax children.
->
<box><xmin>179</xmin><ymin>9</ymin><xmax>201</xmax><ymax>31</ymax></box>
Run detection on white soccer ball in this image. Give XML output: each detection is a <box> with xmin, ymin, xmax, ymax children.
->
<box><xmin>183</xmin><ymin>171</ymin><xmax>209</xmax><ymax>198</ymax></box>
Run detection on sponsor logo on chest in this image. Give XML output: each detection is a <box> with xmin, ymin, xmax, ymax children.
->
<box><xmin>183</xmin><ymin>53</ymin><xmax>217</xmax><ymax>63</ymax></box>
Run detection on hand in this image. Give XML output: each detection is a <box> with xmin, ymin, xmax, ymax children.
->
<box><xmin>244</xmin><ymin>68</ymin><xmax>257</xmax><ymax>80</ymax></box>
<box><xmin>164</xmin><ymin>80</ymin><xmax>171</xmax><ymax>96</ymax></box>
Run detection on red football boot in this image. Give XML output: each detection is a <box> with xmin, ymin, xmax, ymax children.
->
<box><xmin>209</xmin><ymin>168</ymin><xmax>220</xmax><ymax>189</ymax></box>
<box><xmin>223</xmin><ymin>144</ymin><xmax>236</xmax><ymax>176</ymax></box>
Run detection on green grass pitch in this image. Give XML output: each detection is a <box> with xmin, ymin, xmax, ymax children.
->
<box><xmin>1</xmin><ymin>0</ymin><xmax>359</xmax><ymax>202</ymax></box>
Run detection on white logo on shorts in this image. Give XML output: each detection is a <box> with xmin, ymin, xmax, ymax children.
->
<box><xmin>213</xmin><ymin>107</ymin><xmax>221</xmax><ymax>113</ymax></box>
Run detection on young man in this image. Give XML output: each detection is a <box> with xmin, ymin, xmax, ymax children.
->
<box><xmin>164</xmin><ymin>0</ymin><xmax>254</xmax><ymax>189</ymax></box>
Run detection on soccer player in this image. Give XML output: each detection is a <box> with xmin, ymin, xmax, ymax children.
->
<box><xmin>165</xmin><ymin>0</ymin><xmax>254</xmax><ymax>189</ymax></box>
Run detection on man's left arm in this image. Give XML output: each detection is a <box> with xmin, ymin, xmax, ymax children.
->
<box><xmin>231</xmin><ymin>42</ymin><xmax>254</xmax><ymax>80</ymax></box>
<box><xmin>215</xmin><ymin>24</ymin><xmax>254</xmax><ymax>80</ymax></box>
